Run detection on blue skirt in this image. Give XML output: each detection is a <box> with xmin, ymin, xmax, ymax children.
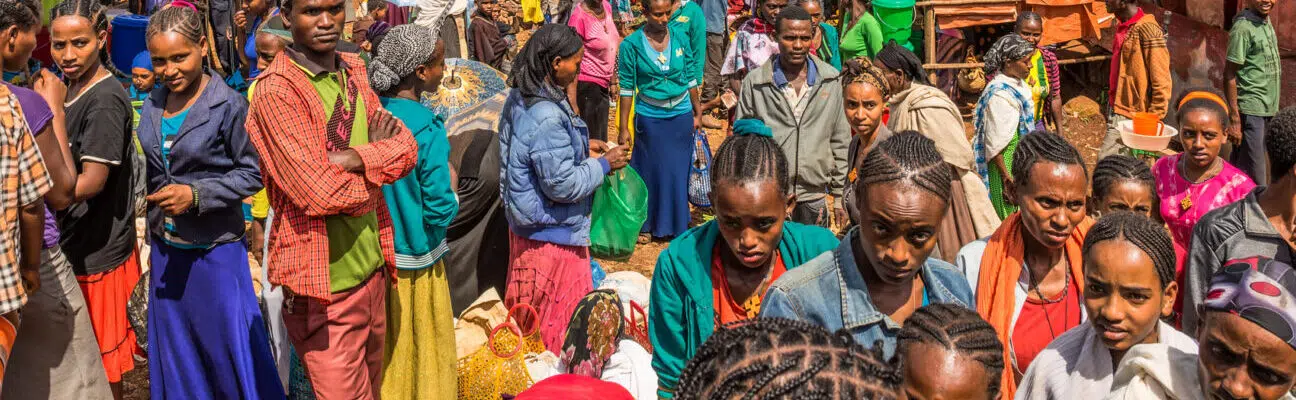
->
<box><xmin>148</xmin><ymin>239</ymin><xmax>285</xmax><ymax>399</ymax></box>
<box><xmin>631</xmin><ymin>111</ymin><xmax>694</xmax><ymax>238</ymax></box>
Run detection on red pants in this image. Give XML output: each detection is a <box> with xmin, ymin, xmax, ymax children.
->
<box><xmin>284</xmin><ymin>271</ymin><xmax>388</xmax><ymax>400</ymax></box>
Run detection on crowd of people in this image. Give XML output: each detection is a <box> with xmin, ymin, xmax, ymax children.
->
<box><xmin>0</xmin><ymin>0</ymin><xmax>1293</xmax><ymax>396</ymax></box>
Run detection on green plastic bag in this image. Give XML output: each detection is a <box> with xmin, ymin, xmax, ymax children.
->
<box><xmin>590</xmin><ymin>166</ymin><xmax>649</xmax><ymax>260</ymax></box>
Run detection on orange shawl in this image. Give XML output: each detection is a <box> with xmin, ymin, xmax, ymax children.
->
<box><xmin>974</xmin><ymin>212</ymin><xmax>1094</xmax><ymax>399</ymax></box>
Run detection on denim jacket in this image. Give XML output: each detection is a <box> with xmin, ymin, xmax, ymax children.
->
<box><xmin>499</xmin><ymin>89</ymin><xmax>610</xmax><ymax>247</ymax></box>
<box><xmin>137</xmin><ymin>76</ymin><xmax>262</xmax><ymax>246</ymax></box>
<box><xmin>760</xmin><ymin>228</ymin><xmax>975</xmax><ymax>358</ymax></box>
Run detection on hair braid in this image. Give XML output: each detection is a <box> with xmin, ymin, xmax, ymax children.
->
<box><xmin>676</xmin><ymin>318</ymin><xmax>904</xmax><ymax>400</ymax></box>
<box><xmin>1091</xmin><ymin>155</ymin><xmax>1155</xmax><ymax>203</ymax></box>
<box><xmin>1010</xmin><ymin>130</ymin><xmax>1087</xmax><ymax>185</ymax></box>
<box><xmin>146</xmin><ymin>3</ymin><xmax>208</xmax><ymax>45</ymax></box>
<box><xmin>0</xmin><ymin>0</ymin><xmax>40</xmax><ymax>32</ymax></box>
<box><xmin>898</xmin><ymin>303</ymin><xmax>1005</xmax><ymax>399</ymax></box>
<box><xmin>855</xmin><ymin>131</ymin><xmax>954</xmax><ymax>204</ymax></box>
<box><xmin>51</xmin><ymin>0</ymin><xmax>127</xmax><ymax>78</ymax></box>
<box><xmin>1082</xmin><ymin>211</ymin><xmax>1177</xmax><ymax>287</ymax></box>
<box><xmin>711</xmin><ymin>133</ymin><xmax>792</xmax><ymax>197</ymax></box>
<box><xmin>1015</xmin><ymin>10</ymin><xmax>1042</xmax><ymax>29</ymax></box>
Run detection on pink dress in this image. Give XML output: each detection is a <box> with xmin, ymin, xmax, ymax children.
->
<box><xmin>1153</xmin><ymin>154</ymin><xmax>1254</xmax><ymax>313</ymax></box>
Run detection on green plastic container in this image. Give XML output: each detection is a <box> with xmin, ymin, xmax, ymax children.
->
<box><xmin>873</xmin><ymin>0</ymin><xmax>916</xmax><ymax>50</ymax></box>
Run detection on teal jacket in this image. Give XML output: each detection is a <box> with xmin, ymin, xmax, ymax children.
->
<box><xmin>819</xmin><ymin>22</ymin><xmax>842</xmax><ymax>70</ymax></box>
<box><xmin>670</xmin><ymin>0</ymin><xmax>707</xmax><ymax>84</ymax></box>
<box><xmin>649</xmin><ymin>220</ymin><xmax>839</xmax><ymax>397</ymax></box>
<box><xmin>380</xmin><ymin>97</ymin><xmax>459</xmax><ymax>269</ymax></box>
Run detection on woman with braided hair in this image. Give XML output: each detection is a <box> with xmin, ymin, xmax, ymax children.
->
<box><xmin>138</xmin><ymin>4</ymin><xmax>283</xmax><ymax>398</ymax></box>
<box><xmin>898</xmin><ymin>303</ymin><xmax>1005</xmax><ymax>400</ymax></box>
<box><xmin>1017</xmin><ymin>212</ymin><xmax>1195</xmax><ymax>399</ymax></box>
<box><xmin>1153</xmin><ymin>88</ymin><xmax>1254</xmax><ymax>322</ymax></box>
<box><xmin>368</xmin><ymin>25</ymin><xmax>458</xmax><ymax>400</ymax></box>
<box><xmin>650</xmin><ymin>119</ymin><xmax>839</xmax><ymax>398</ymax></box>
<box><xmin>761</xmin><ymin>131</ymin><xmax>975</xmax><ymax>358</ymax></box>
<box><xmin>974</xmin><ymin>32</ymin><xmax>1038</xmax><ymax>220</ymax></box>
<box><xmin>675</xmin><ymin>317</ymin><xmax>905</xmax><ymax>399</ymax></box>
<box><xmin>1089</xmin><ymin>155</ymin><xmax>1158</xmax><ymax>219</ymax></box>
<box><xmin>50</xmin><ymin>0</ymin><xmax>142</xmax><ymax>392</ymax></box>
<box><xmin>839</xmin><ymin>57</ymin><xmax>889</xmax><ymax>229</ymax></box>
<box><xmin>956</xmin><ymin>130</ymin><xmax>1093</xmax><ymax>399</ymax></box>
<box><xmin>873</xmin><ymin>42</ymin><xmax>1000</xmax><ymax>262</ymax></box>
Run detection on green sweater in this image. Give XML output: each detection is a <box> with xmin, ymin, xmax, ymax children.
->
<box><xmin>649</xmin><ymin>220</ymin><xmax>839</xmax><ymax>398</ymax></box>
<box><xmin>840</xmin><ymin>10</ymin><xmax>884</xmax><ymax>60</ymax></box>
<box><xmin>379</xmin><ymin>97</ymin><xmax>459</xmax><ymax>269</ymax></box>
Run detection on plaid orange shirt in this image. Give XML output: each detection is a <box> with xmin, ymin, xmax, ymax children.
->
<box><xmin>245</xmin><ymin>49</ymin><xmax>416</xmax><ymax>300</ymax></box>
<box><xmin>0</xmin><ymin>85</ymin><xmax>51</xmax><ymax>314</ymax></box>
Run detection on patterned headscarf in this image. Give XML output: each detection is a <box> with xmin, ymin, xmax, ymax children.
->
<box><xmin>841</xmin><ymin>57</ymin><xmax>891</xmax><ymax>99</ymax></box>
<box><xmin>508</xmin><ymin>24</ymin><xmax>584</xmax><ymax>102</ymax></box>
<box><xmin>368</xmin><ymin>24</ymin><xmax>437</xmax><ymax>93</ymax></box>
<box><xmin>1203</xmin><ymin>256</ymin><xmax>1296</xmax><ymax>350</ymax></box>
<box><xmin>983</xmin><ymin>33</ymin><xmax>1036</xmax><ymax>76</ymax></box>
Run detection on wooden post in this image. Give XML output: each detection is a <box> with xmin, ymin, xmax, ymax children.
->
<box><xmin>924</xmin><ymin>5</ymin><xmax>937</xmax><ymax>83</ymax></box>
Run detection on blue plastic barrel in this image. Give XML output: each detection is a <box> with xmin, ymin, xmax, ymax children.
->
<box><xmin>109</xmin><ymin>14</ymin><xmax>150</xmax><ymax>73</ymax></box>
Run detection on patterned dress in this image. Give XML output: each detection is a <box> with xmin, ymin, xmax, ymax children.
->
<box><xmin>973</xmin><ymin>74</ymin><xmax>1034</xmax><ymax>219</ymax></box>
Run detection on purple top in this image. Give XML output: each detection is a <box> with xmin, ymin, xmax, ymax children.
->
<box><xmin>3</xmin><ymin>82</ymin><xmax>59</xmax><ymax>249</ymax></box>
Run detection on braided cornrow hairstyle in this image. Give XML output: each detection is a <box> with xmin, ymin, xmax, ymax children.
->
<box><xmin>51</xmin><ymin>0</ymin><xmax>127</xmax><ymax>79</ymax></box>
<box><xmin>0</xmin><ymin>0</ymin><xmax>40</xmax><ymax>32</ymax></box>
<box><xmin>146</xmin><ymin>3</ymin><xmax>208</xmax><ymax>45</ymax></box>
<box><xmin>1010</xmin><ymin>130</ymin><xmax>1087</xmax><ymax>186</ymax></box>
<box><xmin>1082</xmin><ymin>211</ymin><xmax>1177</xmax><ymax>288</ymax></box>
<box><xmin>676</xmin><ymin>318</ymin><xmax>904</xmax><ymax>400</ymax></box>
<box><xmin>897</xmin><ymin>304</ymin><xmax>1005</xmax><ymax>399</ymax></box>
<box><xmin>1090</xmin><ymin>155</ymin><xmax>1155</xmax><ymax>207</ymax></box>
<box><xmin>855</xmin><ymin>131</ymin><xmax>954</xmax><ymax>205</ymax></box>
<box><xmin>711</xmin><ymin>132</ymin><xmax>791</xmax><ymax>197</ymax></box>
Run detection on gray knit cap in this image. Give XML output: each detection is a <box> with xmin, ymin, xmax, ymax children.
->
<box><xmin>368</xmin><ymin>24</ymin><xmax>438</xmax><ymax>93</ymax></box>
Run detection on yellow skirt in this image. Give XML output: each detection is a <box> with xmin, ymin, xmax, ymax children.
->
<box><xmin>381</xmin><ymin>261</ymin><xmax>458</xmax><ymax>400</ymax></box>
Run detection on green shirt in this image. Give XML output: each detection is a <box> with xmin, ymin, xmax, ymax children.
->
<box><xmin>1227</xmin><ymin>9</ymin><xmax>1281</xmax><ymax>117</ymax></box>
<box><xmin>290</xmin><ymin>57</ymin><xmax>385</xmax><ymax>293</ymax></box>
<box><xmin>839</xmin><ymin>11</ymin><xmax>884</xmax><ymax>60</ymax></box>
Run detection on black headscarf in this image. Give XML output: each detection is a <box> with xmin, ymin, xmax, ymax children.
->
<box><xmin>983</xmin><ymin>33</ymin><xmax>1036</xmax><ymax>76</ymax></box>
<box><xmin>874</xmin><ymin>41</ymin><xmax>930</xmax><ymax>86</ymax></box>
<box><xmin>508</xmin><ymin>24</ymin><xmax>584</xmax><ymax>101</ymax></box>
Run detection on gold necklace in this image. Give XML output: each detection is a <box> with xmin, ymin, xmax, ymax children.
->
<box><xmin>1179</xmin><ymin>156</ymin><xmax>1222</xmax><ymax>211</ymax></box>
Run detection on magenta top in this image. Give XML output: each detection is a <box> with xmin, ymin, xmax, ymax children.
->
<box><xmin>1153</xmin><ymin>154</ymin><xmax>1256</xmax><ymax>274</ymax></box>
<box><xmin>569</xmin><ymin>1</ymin><xmax>620</xmax><ymax>88</ymax></box>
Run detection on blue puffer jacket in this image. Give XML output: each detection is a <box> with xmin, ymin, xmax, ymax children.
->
<box><xmin>498</xmin><ymin>90</ymin><xmax>611</xmax><ymax>247</ymax></box>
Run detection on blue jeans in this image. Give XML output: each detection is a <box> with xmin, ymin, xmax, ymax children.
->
<box><xmin>1232</xmin><ymin>114</ymin><xmax>1271</xmax><ymax>185</ymax></box>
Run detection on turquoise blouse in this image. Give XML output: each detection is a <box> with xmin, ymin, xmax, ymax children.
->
<box><xmin>617</xmin><ymin>28</ymin><xmax>697</xmax><ymax>118</ymax></box>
